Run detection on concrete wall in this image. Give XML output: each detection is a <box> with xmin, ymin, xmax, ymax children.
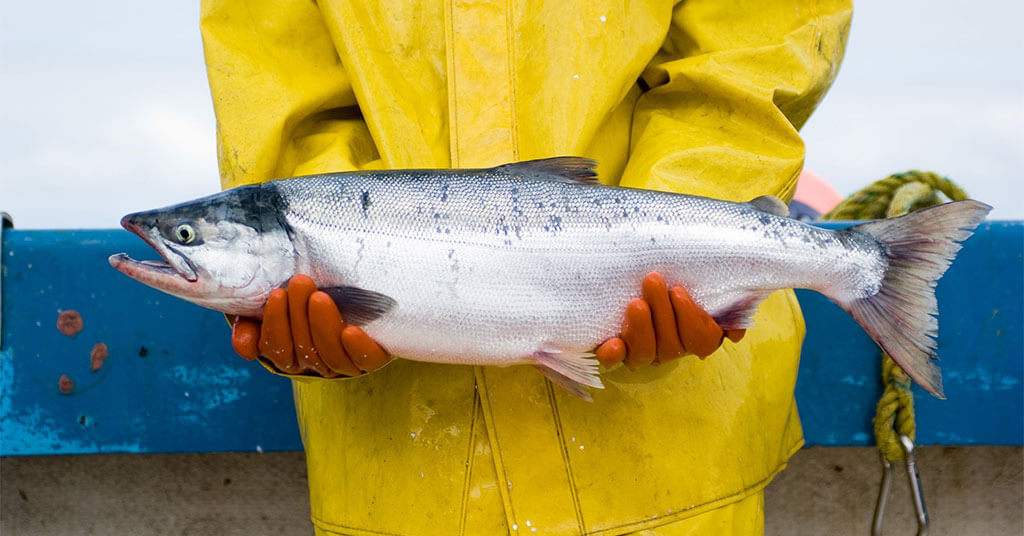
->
<box><xmin>2</xmin><ymin>447</ymin><xmax>1021</xmax><ymax>535</ymax></box>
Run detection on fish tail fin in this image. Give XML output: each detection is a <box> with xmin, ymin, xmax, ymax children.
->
<box><xmin>836</xmin><ymin>200</ymin><xmax>991</xmax><ymax>399</ymax></box>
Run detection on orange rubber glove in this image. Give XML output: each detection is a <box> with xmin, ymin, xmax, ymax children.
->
<box><xmin>231</xmin><ymin>275</ymin><xmax>391</xmax><ymax>377</ymax></box>
<box><xmin>233</xmin><ymin>273</ymin><xmax>741</xmax><ymax>377</ymax></box>
<box><xmin>595</xmin><ymin>273</ymin><xmax>745</xmax><ymax>370</ymax></box>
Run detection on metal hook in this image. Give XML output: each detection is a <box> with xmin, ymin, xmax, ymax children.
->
<box><xmin>872</xmin><ymin>434</ymin><xmax>929</xmax><ymax>535</ymax></box>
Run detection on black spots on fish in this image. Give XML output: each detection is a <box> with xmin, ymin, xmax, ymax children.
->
<box><xmin>440</xmin><ymin>183</ymin><xmax>449</xmax><ymax>202</ymax></box>
<box><xmin>545</xmin><ymin>214</ymin><xmax>563</xmax><ymax>234</ymax></box>
<box><xmin>447</xmin><ymin>250</ymin><xmax>460</xmax><ymax>273</ymax></box>
<box><xmin>756</xmin><ymin>213</ymin><xmax>774</xmax><ymax>226</ymax></box>
<box><xmin>360</xmin><ymin>191</ymin><xmax>372</xmax><ymax>216</ymax></box>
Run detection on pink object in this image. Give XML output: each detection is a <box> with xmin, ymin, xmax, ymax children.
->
<box><xmin>794</xmin><ymin>169</ymin><xmax>843</xmax><ymax>215</ymax></box>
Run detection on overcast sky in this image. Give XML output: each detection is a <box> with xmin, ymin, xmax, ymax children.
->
<box><xmin>2</xmin><ymin>0</ymin><xmax>1021</xmax><ymax>229</ymax></box>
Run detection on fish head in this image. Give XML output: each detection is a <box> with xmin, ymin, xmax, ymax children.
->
<box><xmin>109</xmin><ymin>185</ymin><xmax>296</xmax><ymax>317</ymax></box>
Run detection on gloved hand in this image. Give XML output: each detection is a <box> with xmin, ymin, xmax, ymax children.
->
<box><xmin>232</xmin><ymin>273</ymin><xmax>740</xmax><ymax>377</ymax></box>
<box><xmin>231</xmin><ymin>275</ymin><xmax>391</xmax><ymax>377</ymax></box>
<box><xmin>595</xmin><ymin>273</ymin><xmax>745</xmax><ymax>370</ymax></box>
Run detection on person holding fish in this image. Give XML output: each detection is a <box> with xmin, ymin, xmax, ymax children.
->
<box><xmin>195</xmin><ymin>1</ymin><xmax>856</xmax><ymax>534</ymax></box>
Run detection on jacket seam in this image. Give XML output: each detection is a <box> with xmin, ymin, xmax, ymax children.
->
<box><xmin>476</xmin><ymin>367</ymin><xmax>519</xmax><ymax>529</ymax></box>
<box><xmin>457</xmin><ymin>389</ymin><xmax>482</xmax><ymax>535</ymax></box>
<box><xmin>504</xmin><ymin>0</ymin><xmax>519</xmax><ymax>160</ymax></box>
<box><xmin>310</xmin><ymin>515</ymin><xmax>404</xmax><ymax>536</ymax></box>
<box><xmin>546</xmin><ymin>381</ymin><xmax>587</xmax><ymax>533</ymax></box>
<box><xmin>583</xmin><ymin>437</ymin><xmax>804</xmax><ymax>535</ymax></box>
<box><xmin>443</xmin><ymin>0</ymin><xmax>459</xmax><ymax>167</ymax></box>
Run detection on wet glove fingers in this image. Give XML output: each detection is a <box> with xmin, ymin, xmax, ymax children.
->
<box><xmin>641</xmin><ymin>273</ymin><xmax>685</xmax><ymax>364</ymax></box>
<box><xmin>621</xmin><ymin>299</ymin><xmax>657</xmax><ymax>370</ymax></box>
<box><xmin>669</xmin><ymin>286</ymin><xmax>723</xmax><ymax>359</ymax></box>
<box><xmin>286</xmin><ymin>275</ymin><xmax>332</xmax><ymax>376</ymax></box>
<box><xmin>341</xmin><ymin>326</ymin><xmax>390</xmax><ymax>373</ymax></box>
<box><xmin>259</xmin><ymin>288</ymin><xmax>301</xmax><ymax>373</ymax></box>
<box><xmin>595</xmin><ymin>338</ymin><xmax>626</xmax><ymax>368</ymax></box>
<box><xmin>725</xmin><ymin>329</ymin><xmax>746</xmax><ymax>343</ymax></box>
<box><xmin>309</xmin><ymin>291</ymin><xmax>362</xmax><ymax>377</ymax></box>
<box><xmin>231</xmin><ymin>317</ymin><xmax>261</xmax><ymax>361</ymax></box>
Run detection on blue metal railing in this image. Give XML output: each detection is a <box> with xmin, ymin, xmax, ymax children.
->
<box><xmin>1</xmin><ymin>222</ymin><xmax>1021</xmax><ymax>455</ymax></box>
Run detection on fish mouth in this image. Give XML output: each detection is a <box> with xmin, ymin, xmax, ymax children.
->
<box><xmin>109</xmin><ymin>215</ymin><xmax>199</xmax><ymax>283</ymax></box>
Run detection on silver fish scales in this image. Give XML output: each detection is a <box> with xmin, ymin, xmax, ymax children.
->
<box><xmin>110</xmin><ymin>157</ymin><xmax>990</xmax><ymax>398</ymax></box>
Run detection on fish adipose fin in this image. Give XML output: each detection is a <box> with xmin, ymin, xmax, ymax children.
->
<box><xmin>532</xmin><ymin>347</ymin><xmax>604</xmax><ymax>401</ymax></box>
<box><xmin>746</xmin><ymin>195</ymin><xmax>789</xmax><ymax>217</ymax></box>
<box><xmin>496</xmin><ymin>157</ymin><xmax>599</xmax><ymax>184</ymax></box>
<box><xmin>320</xmin><ymin>286</ymin><xmax>397</xmax><ymax>326</ymax></box>
<box><xmin>837</xmin><ymin>199</ymin><xmax>992</xmax><ymax>399</ymax></box>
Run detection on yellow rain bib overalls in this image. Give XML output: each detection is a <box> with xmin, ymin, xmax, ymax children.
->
<box><xmin>201</xmin><ymin>1</ymin><xmax>852</xmax><ymax>533</ymax></box>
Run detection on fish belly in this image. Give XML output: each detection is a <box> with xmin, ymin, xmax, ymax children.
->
<box><xmin>293</xmin><ymin>216</ymin><xmax>870</xmax><ymax>367</ymax></box>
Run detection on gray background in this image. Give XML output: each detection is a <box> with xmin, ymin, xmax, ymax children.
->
<box><xmin>2</xmin><ymin>0</ymin><xmax>1021</xmax><ymax>228</ymax></box>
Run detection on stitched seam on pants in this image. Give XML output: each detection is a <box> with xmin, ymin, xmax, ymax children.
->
<box><xmin>476</xmin><ymin>367</ymin><xmax>519</xmax><ymax>529</ymax></box>
<box><xmin>546</xmin><ymin>381</ymin><xmax>587</xmax><ymax>533</ymax></box>
<box><xmin>457</xmin><ymin>389</ymin><xmax>481</xmax><ymax>535</ymax></box>
<box><xmin>583</xmin><ymin>438</ymin><xmax>804</xmax><ymax>535</ymax></box>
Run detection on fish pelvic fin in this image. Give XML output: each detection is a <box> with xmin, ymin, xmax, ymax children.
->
<box><xmin>712</xmin><ymin>291</ymin><xmax>774</xmax><ymax>331</ymax></box>
<box><xmin>496</xmin><ymin>157</ymin><xmax>599</xmax><ymax>184</ymax></box>
<box><xmin>532</xmin><ymin>347</ymin><xmax>604</xmax><ymax>401</ymax></box>
<box><xmin>320</xmin><ymin>286</ymin><xmax>396</xmax><ymax>326</ymax></box>
<box><xmin>837</xmin><ymin>199</ymin><xmax>991</xmax><ymax>399</ymax></box>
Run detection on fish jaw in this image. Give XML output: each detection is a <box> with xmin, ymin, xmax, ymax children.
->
<box><xmin>109</xmin><ymin>213</ymin><xmax>270</xmax><ymax>317</ymax></box>
<box><xmin>108</xmin><ymin>252</ymin><xmax>209</xmax><ymax>299</ymax></box>
<box><xmin>108</xmin><ymin>252</ymin><xmax>269</xmax><ymax>317</ymax></box>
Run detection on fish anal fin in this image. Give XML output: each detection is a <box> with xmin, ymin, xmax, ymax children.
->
<box><xmin>320</xmin><ymin>286</ymin><xmax>397</xmax><ymax>326</ymax></box>
<box><xmin>532</xmin><ymin>346</ymin><xmax>603</xmax><ymax>401</ymax></box>
<box><xmin>496</xmin><ymin>157</ymin><xmax>599</xmax><ymax>184</ymax></box>
<box><xmin>712</xmin><ymin>292</ymin><xmax>772</xmax><ymax>331</ymax></box>
<box><xmin>747</xmin><ymin>195</ymin><xmax>789</xmax><ymax>217</ymax></box>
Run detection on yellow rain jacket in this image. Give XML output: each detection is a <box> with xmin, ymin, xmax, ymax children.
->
<box><xmin>201</xmin><ymin>1</ymin><xmax>851</xmax><ymax>534</ymax></box>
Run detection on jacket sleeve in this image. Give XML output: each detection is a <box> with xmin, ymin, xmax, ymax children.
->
<box><xmin>201</xmin><ymin>0</ymin><xmax>381</xmax><ymax>190</ymax></box>
<box><xmin>204</xmin><ymin>0</ymin><xmax>383</xmax><ymax>379</ymax></box>
<box><xmin>620</xmin><ymin>0</ymin><xmax>852</xmax><ymax>202</ymax></box>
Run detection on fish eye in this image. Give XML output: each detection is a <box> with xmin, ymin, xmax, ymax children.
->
<box><xmin>174</xmin><ymin>223</ymin><xmax>197</xmax><ymax>244</ymax></box>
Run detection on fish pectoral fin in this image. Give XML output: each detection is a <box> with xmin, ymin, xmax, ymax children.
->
<box><xmin>532</xmin><ymin>347</ymin><xmax>604</xmax><ymax>401</ymax></box>
<box><xmin>746</xmin><ymin>195</ymin><xmax>789</xmax><ymax>217</ymax></box>
<box><xmin>319</xmin><ymin>286</ymin><xmax>397</xmax><ymax>326</ymax></box>
<box><xmin>712</xmin><ymin>291</ymin><xmax>773</xmax><ymax>331</ymax></box>
<box><xmin>496</xmin><ymin>157</ymin><xmax>599</xmax><ymax>184</ymax></box>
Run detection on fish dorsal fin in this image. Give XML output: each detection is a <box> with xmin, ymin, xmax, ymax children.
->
<box><xmin>495</xmin><ymin>157</ymin><xmax>599</xmax><ymax>184</ymax></box>
<box><xmin>747</xmin><ymin>195</ymin><xmax>789</xmax><ymax>217</ymax></box>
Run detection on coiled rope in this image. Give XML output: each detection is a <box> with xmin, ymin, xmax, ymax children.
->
<box><xmin>822</xmin><ymin>170</ymin><xmax>969</xmax><ymax>462</ymax></box>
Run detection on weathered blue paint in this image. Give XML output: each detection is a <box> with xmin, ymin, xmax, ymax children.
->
<box><xmin>1</xmin><ymin>230</ymin><xmax>300</xmax><ymax>455</ymax></box>
<box><xmin>0</xmin><ymin>222</ymin><xmax>1020</xmax><ymax>455</ymax></box>
<box><xmin>797</xmin><ymin>221</ymin><xmax>1023</xmax><ymax>446</ymax></box>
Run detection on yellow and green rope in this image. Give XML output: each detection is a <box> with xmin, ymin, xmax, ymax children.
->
<box><xmin>822</xmin><ymin>170</ymin><xmax>969</xmax><ymax>461</ymax></box>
